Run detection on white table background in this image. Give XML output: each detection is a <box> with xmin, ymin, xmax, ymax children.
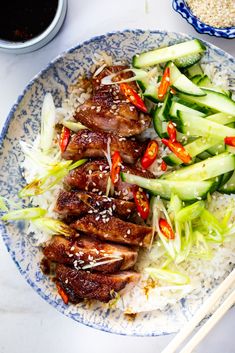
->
<box><xmin>0</xmin><ymin>1</ymin><xmax>234</xmax><ymax>352</ymax></box>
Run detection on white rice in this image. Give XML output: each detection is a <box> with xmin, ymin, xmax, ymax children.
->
<box><xmin>22</xmin><ymin>52</ymin><xmax>235</xmax><ymax>313</ymax></box>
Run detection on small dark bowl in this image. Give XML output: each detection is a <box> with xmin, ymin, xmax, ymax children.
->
<box><xmin>172</xmin><ymin>0</ymin><xmax>235</xmax><ymax>39</ymax></box>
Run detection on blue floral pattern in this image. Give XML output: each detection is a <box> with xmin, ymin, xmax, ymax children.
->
<box><xmin>0</xmin><ymin>29</ymin><xmax>235</xmax><ymax>336</ymax></box>
<box><xmin>172</xmin><ymin>0</ymin><xmax>235</xmax><ymax>38</ymax></box>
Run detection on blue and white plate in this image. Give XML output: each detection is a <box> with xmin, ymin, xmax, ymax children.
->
<box><xmin>0</xmin><ymin>30</ymin><xmax>235</xmax><ymax>336</ymax></box>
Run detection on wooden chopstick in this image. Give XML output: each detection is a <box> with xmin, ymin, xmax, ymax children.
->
<box><xmin>179</xmin><ymin>289</ymin><xmax>235</xmax><ymax>353</ymax></box>
<box><xmin>161</xmin><ymin>268</ymin><xmax>235</xmax><ymax>353</ymax></box>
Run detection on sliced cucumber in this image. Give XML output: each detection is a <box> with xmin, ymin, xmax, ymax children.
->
<box><xmin>163</xmin><ymin>137</ymin><xmax>218</xmax><ymax>166</ymax></box>
<box><xmin>198</xmin><ymin>75</ymin><xmax>232</xmax><ymax>97</ymax></box>
<box><xmin>175</xmin><ymin>112</ymin><xmax>235</xmax><ymax>140</ymax></box>
<box><xmin>167</xmin><ymin>62</ymin><xmax>205</xmax><ymax>96</ymax></box>
<box><xmin>143</xmin><ymin>83</ymin><xmax>159</xmax><ymax>103</ymax></box>
<box><xmin>132</xmin><ymin>39</ymin><xmax>206</xmax><ymax>68</ymax></box>
<box><xmin>225</xmin><ymin>145</ymin><xmax>235</xmax><ymax>154</ymax></box>
<box><xmin>121</xmin><ymin>173</ymin><xmax>214</xmax><ymax>201</ymax></box>
<box><xmin>162</xmin><ymin>153</ymin><xmax>235</xmax><ymax>181</ymax></box>
<box><xmin>185</xmin><ymin>63</ymin><xmax>204</xmax><ymax>78</ymax></box>
<box><xmin>178</xmin><ymin>89</ymin><xmax>235</xmax><ymax>116</ymax></box>
<box><xmin>197</xmin><ymin>151</ymin><xmax>213</xmax><ymax>160</ymax></box>
<box><xmin>218</xmin><ymin>170</ymin><xmax>235</xmax><ymax>194</ymax></box>
<box><xmin>152</xmin><ymin>108</ymin><xmax>168</xmax><ymax>138</ymax></box>
<box><xmin>174</xmin><ymin>53</ymin><xmax>202</xmax><ymax>68</ymax></box>
<box><xmin>157</xmin><ymin>92</ymin><xmax>172</xmax><ymax>121</ymax></box>
<box><xmin>218</xmin><ymin>171</ymin><xmax>234</xmax><ymax>189</ymax></box>
<box><xmin>169</xmin><ymin>101</ymin><xmax>205</xmax><ymax>118</ymax></box>
<box><xmin>207</xmin><ymin>143</ymin><xmax>225</xmax><ymax>156</ymax></box>
<box><xmin>206</xmin><ymin>112</ymin><xmax>235</xmax><ymax>125</ymax></box>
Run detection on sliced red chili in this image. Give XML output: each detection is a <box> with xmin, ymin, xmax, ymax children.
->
<box><xmin>160</xmin><ymin>160</ymin><xmax>167</xmax><ymax>171</ymax></box>
<box><xmin>59</xmin><ymin>126</ymin><xmax>70</xmax><ymax>153</ymax></box>
<box><xmin>162</xmin><ymin>138</ymin><xmax>191</xmax><ymax>164</ymax></box>
<box><xmin>111</xmin><ymin>151</ymin><xmax>122</xmax><ymax>184</ymax></box>
<box><xmin>120</xmin><ymin>83</ymin><xmax>148</xmax><ymax>113</ymax></box>
<box><xmin>224</xmin><ymin>136</ymin><xmax>235</xmax><ymax>147</ymax></box>
<box><xmin>141</xmin><ymin>140</ymin><xmax>159</xmax><ymax>169</ymax></box>
<box><xmin>56</xmin><ymin>282</ymin><xmax>69</xmax><ymax>304</ymax></box>
<box><xmin>159</xmin><ymin>218</ymin><xmax>175</xmax><ymax>240</ymax></box>
<box><xmin>158</xmin><ymin>67</ymin><xmax>170</xmax><ymax>100</ymax></box>
<box><xmin>167</xmin><ymin>121</ymin><xmax>177</xmax><ymax>142</ymax></box>
<box><xmin>133</xmin><ymin>187</ymin><xmax>150</xmax><ymax>220</ymax></box>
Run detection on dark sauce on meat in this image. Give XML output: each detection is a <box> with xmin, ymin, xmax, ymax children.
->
<box><xmin>0</xmin><ymin>0</ymin><xmax>58</xmax><ymax>42</ymax></box>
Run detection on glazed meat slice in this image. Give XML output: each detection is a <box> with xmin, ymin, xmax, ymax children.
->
<box><xmin>43</xmin><ymin>235</ymin><xmax>138</xmax><ymax>273</ymax></box>
<box><xmin>71</xmin><ymin>215</ymin><xmax>152</xmax><ymax>247</ymax></box>
<box><xmin>64</xmin><ymin>159</ymin><xmax>154</xmax><ymax>200</ymax></box>
<box><xmin>62</xmin><ymin>129</ymin><xmax>147</xmax><ymax>164</ymax></box>
<box><xmin>74</xmin><ymin>66</ymin><xmax>151</xmax><ymax>137</ymax></box>
<box><xmin>56</xmin><ymin>264</ymin><xmax>140</xmax><ymax>302</ymax></box>
<box><xmin>54</xmin><ymin>190</ymin><xmax>136</xmax><ymax>218</ymax></box>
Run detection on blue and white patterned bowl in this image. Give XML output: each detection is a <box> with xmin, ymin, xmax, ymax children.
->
<box><xmin>172</xmin><ymin>0</ymin><xmax>235</xmax><ymax>39</ymax></box>
<box><xmin>0</xmin><ymin>29</ymin><xmax>235</xmax><ymax>336</ymax></box>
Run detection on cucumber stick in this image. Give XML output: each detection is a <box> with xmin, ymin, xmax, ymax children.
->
<box><xmin>121</xmin><ymin>173</ymin><xmax>214</xmax><ymax>201</ymax></box>
<box><xmin>176</xmin><ymin>112</ymin><xmax>235</xmax><ymax>140</ymax></box>
<box><xmin>169</xmin><ymin>101</ymin><xmax>205</xmax><ymax>118</ymax></box>
<box><xmin>185</xmin><ymin>63</ymin><xmax>204</xmax><ymax>78</ymax></box>
<box><xmin>218</xmin><ymin>170</ymin><xmax>235</xmax><ymax>193</ymax></box>
<box><xmin>178</xmin><ymin>89</ymin><xmax>235</xmax><ymax>116</ymax></box>
<box><xmin>133</xmin><ymin>39</ymin><xmax>206</xmax><ymax>68</ymax></box>
<box><xmin>167</xmin><ymin>62</ymin><xmax>205</xmax><ymax>96</ymax></box>
<box><xmin>162</xmin><ymin>153</ymin><xmax>235</xmax><ymax>181</ymax></box>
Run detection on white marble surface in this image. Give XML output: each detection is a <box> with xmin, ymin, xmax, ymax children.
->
<box><xmin>0</xmin><ymin>1</ymin><xmax>235</xmax><ymax>352</ymax></box>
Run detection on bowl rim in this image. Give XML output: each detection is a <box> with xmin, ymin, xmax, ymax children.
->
<box><xmin>1</xmin><ymin>28</ymin><xmax>235</xmax><ymax>336</ymax></box>
<box><xmin>172</xmin><ymin>0</ymin><xmax>235</xmax><ymax>38</ymax></box>
<box><xmin>0</xmin><ymin>0</ymin><xmax>67</xmax><ymax>51</ymax></box>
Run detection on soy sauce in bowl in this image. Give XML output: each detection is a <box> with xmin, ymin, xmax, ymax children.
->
<box><xmin>0</xmin><ymin>0</ymin><xmax>59</xmax><ymax>42</ymax></box>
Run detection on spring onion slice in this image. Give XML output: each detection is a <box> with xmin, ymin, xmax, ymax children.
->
<box><xmin>2</xmin><ymin>207</ymin><xmax>46</xmax><ymax>221</ymax></box>
<box><xmin>32</xmin><ymin>217</ymin><xmax>76</xmax><ymax>237</ymax></box>
<box><xmin>145</xmin><ymin>267</ymin><xmax>190</xmax><ymax>285</ymax></box>
<box><xmin>175</xmin><ymin>201</ymin><xmax>205</xmax><ymax>223</ymax></box>
<box><xmin>0</xmin><ymin>196</ymin><xmax>8</xmax><ymax>212</ymax></box>
<box><xmin>101</xmin><ymin>68</ymin><xmax>148</xmax><ymax>85</ymax></box>
<box><xmin>190</xmin><ymin>230</ymin><xmax>212</xmax><ymax>259</ymax></box>
<box><xmin>40</xmin><ymin>93</ymin><xmax>56</xmax><ymax>153</ymax></box>
<box><xmin>62</xmin><ymin>120</ymin><xmax>88</xmax><ymax>132</ymax></box>
<box><xmin>19</xmin><ymin>159</ymin><xmax>87</xmax><ymax>197</ymax></box>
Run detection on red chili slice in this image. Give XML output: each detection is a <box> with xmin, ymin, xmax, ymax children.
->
<box><xmin>141</xmin><ymin>140</ymin><xmax>159</xmax><ymax>169</ymax></box>
<box><xmin>59</xmin><ymin>126</ymin><xmax>70</xmax><ymax>153</ymax></box>
<box><xmin>158</xmin><ymin>67</ymin><xmax>170</xmax><ymax>100</ymax></box>
<box><xmin>120</xmin><ymin>83</ymin><xmax>148</xmax><ymax>113</ymax></box>
<box><xmin>56</xmin><ymin>282</ymin><xmax>69</xmax><ymax>305</ymax></box>
<box><xmin>159</xmin><ymin>218</ymin><xmax>175</xmax><ymax>240</ymax></box>
<box><xmin>160</xmin><ymin>160</ymin><xmax>167</xmax><ymax>171</ymax></box>
<box><xmin>224</xmin><ymin>136</ymin><xmax>235</xmax><ymax>147</ymax></box>
<box><xmin>167</xmin><ymin>121</ymin><xmax>177</xmax><ymax>142</ymax></box>
<box><xmin>162</xmin><ymin>138</ymin><xmax>191</xmax><ymax>164</ymax></box>
<box><xmin>111</xmin><ymin>151</ymin><xmax>122</xmax><ymax>184</ymax></box>
<box><xmin>133</xmin><ymin>187</ymin><xmax>150</xmax><ymax>220</ymax></box>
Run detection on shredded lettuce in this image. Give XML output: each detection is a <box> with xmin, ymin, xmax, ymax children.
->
<box><xmin>145</xmin><ymin>267</ymin><xmax>190</xmax><ymax>285</ymax></box>
<box><xmin>2</xmin><ymin>207</ymin><xmax>46</xmax><ymax>221</ymax></box>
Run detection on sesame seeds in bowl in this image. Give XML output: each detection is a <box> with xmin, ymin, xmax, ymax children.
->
<box><xmin>172</xmin><ymin>0</ymin><xmax>235</xmax><ymax>38</ymax></box>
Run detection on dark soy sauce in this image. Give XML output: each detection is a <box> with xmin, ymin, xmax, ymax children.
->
<box><xmin>0</xmin><ymin>0</ymin><xmax>59</xmax><ymax>42</ymax></box>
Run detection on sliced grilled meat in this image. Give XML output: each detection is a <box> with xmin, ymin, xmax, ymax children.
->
<box><xmin>64</xmin><ymin>159</ymin><xmax>154</xmax><ymax>200</ymax></box>
<box><xmin>56</xmin><ymin>264</ymin><xmax>140</xmax><ymax>302</ymax></box>
<box><xmin>62</xmin><ymin>129</ymin><xmax>147</xmax><ymax>164</ymax></box>
<box><xmin>54</xmin><ymin>190</ymin><xmax>136</xmax><ymax>218</ymax></box>
<box><xmin>71</xmin><ymin>215</ymin><xmax>152</xmax><ymax>247</ymax></box>
<box><xmin>43</xmin><ymin>235</ymin><xmax>138</xmax><ymax>273</ymax></box>
<box><xmin>74</xmin><ymin>66</ymin><xmax>151</xmax><ymax>137</ymax></box>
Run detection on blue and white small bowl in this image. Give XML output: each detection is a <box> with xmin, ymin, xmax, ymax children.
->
<box><xmin>172</xmin><ymin>0</ymin><xmax>235</xmax><ymax>39</ymax></box>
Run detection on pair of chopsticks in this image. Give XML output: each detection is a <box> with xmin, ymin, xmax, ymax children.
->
<box><xmin>161</xmin><ymin>268</ymin><xmax>235</xmax><ymax>353</ymax></box>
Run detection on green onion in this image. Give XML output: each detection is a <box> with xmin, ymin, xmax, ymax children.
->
<box><xmin>145</xmin><ymin>267</ymin><xmax>190</xmax><ymax>285</ymax></box>
<box><xmin>62</xmin><ymin>120</ymin><xmax>88</xmax><ymax>132</ymax></box>
<box><xmin>0</xmin><ymin>196</ymin><xmax>8</xmax><ymax>212</ymax></box>
<box><xmin>2</xmin><ymin>207</ymin><xmax>46</xmax><ymax>221</ymax></box>
<box><xmin>101</xmin><ymin>68</ymin><xmax>148</xmax><ymax>85</ymax></box>
<box><xmin>175</xmin><ymin>201</ymin><xmax>205</xmax><ymax>223</ymax></box>
<box><xmin>19</xmin><ymin>159</ymin><xmax>87</xmax><ymax>197</ymax></box>
<box><xmin>40</xmin><ymin>93</ymin><xmax>56</xmax><ymax>153</ymax></box>
<box><xmin>32</xmin><ymin>217</ymin><xmax>76</xmax><ymax>237</ymax></box>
